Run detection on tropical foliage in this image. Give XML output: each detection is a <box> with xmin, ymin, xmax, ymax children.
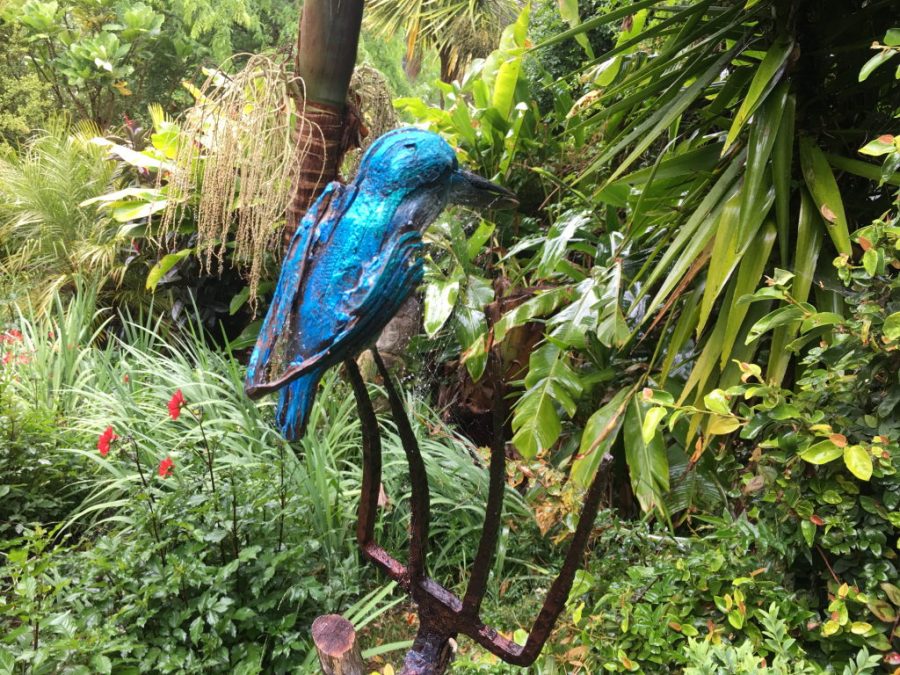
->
<box><xmin>2</xmin><ymin>0</ymin><xmax>900</xmax><ymax>672</ymax></box>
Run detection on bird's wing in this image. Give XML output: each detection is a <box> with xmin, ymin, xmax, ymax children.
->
<box><xmin>245</xmin><ymin>182</ymin><xmax>346</xmax><ymax>398</ymax></box>
<box><xmin>245</xmin><ymin>199</ymin><xmax>425</xmax><ymax>398</ymax></box>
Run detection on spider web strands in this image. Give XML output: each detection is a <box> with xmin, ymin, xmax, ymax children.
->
<box><xmin>158</xmin><ymin>54</ymin><xmax>319</xmax><ymax>305</ymax></box>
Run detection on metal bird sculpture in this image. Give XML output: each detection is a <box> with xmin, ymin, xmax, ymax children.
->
<box><xmin>245</xmin><ymin>128</ymin><xmax>517</xmax><ymax>439</ymax></box>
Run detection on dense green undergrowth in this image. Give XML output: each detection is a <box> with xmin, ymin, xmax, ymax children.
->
<box><xmin>2</xmin><ymin>0</ymin><xmax>900</xmax><ymax>672</ymax></box>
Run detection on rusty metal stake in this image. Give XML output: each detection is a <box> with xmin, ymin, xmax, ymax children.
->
<box><xmin>344</xmin><ymin>348</ymin><xmax>612</xmax><ymax>673</ymax></box>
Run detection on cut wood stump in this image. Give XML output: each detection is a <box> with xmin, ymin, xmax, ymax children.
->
<box><xmin>312</xmin><ymin>614</ymin><xmax>365</xmax><ymax>675</ymax></box>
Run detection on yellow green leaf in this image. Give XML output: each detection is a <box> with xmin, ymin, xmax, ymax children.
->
<box><xmin>843</xmin><ymin>445</ymin><xmax>873</xmax><ymax>481</ymax></box>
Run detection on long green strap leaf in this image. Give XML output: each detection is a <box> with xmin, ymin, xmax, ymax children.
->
<box><xmin>719</xmin><ymin>221</ymin><xmax>777</xmax><ymax>369</ymax></box>
<box><xmin>766</xmin><ymin>190</ymin><xmax>823</xmax><ymax>384</ymax></box>
<box><xmin>772</xmin><ymin>91</ymin><xmax>796</xmax><ymax>265</ymax></box>
<box><xmin>723</xmin><ymin>38</ymin><xmax>794</xmax><ymax>152</ymax></box>
<box><xmin>799</xmin><ymin>137</ymin><xmax>852</xmax><ymax>255</ymax></box>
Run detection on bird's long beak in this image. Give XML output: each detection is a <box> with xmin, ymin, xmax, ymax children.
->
<box><xmin>449</xmin><ymin>169</ymin><xmax>519</xmax><ymax>210</ymax></box>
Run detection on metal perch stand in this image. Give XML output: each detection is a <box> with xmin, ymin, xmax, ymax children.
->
<box><xmin>344</xmin><ymin>348</ymin><xmax>612</xmax><ymax>674</ymax></box>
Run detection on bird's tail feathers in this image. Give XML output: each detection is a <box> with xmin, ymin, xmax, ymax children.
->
<box><xmin>276</xmin><ymin>369</ymin><xmax>324</xmax><ymax>441</ymax></box>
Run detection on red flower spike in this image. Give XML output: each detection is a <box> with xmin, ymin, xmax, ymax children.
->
<box><xmin>158</xmin><ymin>456</ymin><xmax>174</xmax><ymax>478</ymax></box>
<box><xmin>167</xmin><ymin>389</ymin><xmax>185</xmax><ymax>420</ymax></box>
<box><xmin>97</xmin><ymin>425</ymin><xmax>118</xmax><ymax>457</ymax></box>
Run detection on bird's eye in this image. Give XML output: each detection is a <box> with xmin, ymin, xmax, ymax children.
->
<box><xmin>404</xmin><ymin>142</ymin><xmax>416</xmax><ymax>150</ymax></box>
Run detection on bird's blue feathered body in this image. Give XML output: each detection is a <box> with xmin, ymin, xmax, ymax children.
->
<box><xmin>245</xmin><ymin>127</ymin><xmax>515</xmax><ymax>439</ymax></box>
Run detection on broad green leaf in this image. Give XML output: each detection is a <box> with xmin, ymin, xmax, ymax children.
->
<box><xmin>146</xmin><ymin>249</ymin><xmax>193</xmax><ymax>290</ymax></box>
<box><xmin>800</xmin><ymin>440</ymin><xmax>843</xmax><ymax>465</ymax></box>
<box><xmin>456</xmin><ymin>276</ymin><xmax>494</xmax><ymax>380</ymax></box>
<box><xmin>571</xmin><ymin>387</ymin><xmax>631</xmax><ymax>487</ymax></box>
<box><xmin>859</xmin><ymin>134</ymin><xmax>896</xmax><ymax>157</ymax></box>
<box><xmin>862</xmin><ymin>248</ymin><xmax>879</xmax><ymax>276</ymax></box>
<box><xmin>660</xmin><ymin>287</ymin><xmax>701</xmax><ymax>384</ymax></box>
<box><xmin>703</xmin><ymin>389</ymin><xmax>731</xmax><ymax>415</ymax></box>
<box><xmin>800</xmin><ymin>311</ymin><xmax>843</xmax><ymax>333</ymax></box>
<box><xmin>739</xmin><ymin>82</ymin><xmax>786</xmax><ymax>244</ymax></box>
<box><xmin>538</xmin><ymin>211</ymin><xmax>591</xmax><ymax>278</ymax></box>
<box><xmin>708</xmin><ymin>416</ymin><xmax>741</xmax><ymax>435</ymax></box>
<box><xmin>549</xmin><ymin>277</ymin><xmax>602</xmax><ymax>347</ymax></box>
<box><xmin>723</xmin><ymin>39</ymin><xmax>794</xmax><ymax>152</ymax></box>
<box><xmin>746</xmin><ymin>305</ymin><xmax>806</xmax><ymax>344</ymax></box>
<box><xmin>511</xmin><ymin>343</ymin><xmax>582</xmax><ymax>459</ymax></box>
<box><xmin>859</xmin><ymin>49</ymin><xmax>894</xmax><ymax>82</ymax></box>
<box><xmin>491</xmin><ymin>5</ymin><xmax>529</xmax><ymax>120</ymax></box>
<box><xmin>595</xmin><ymin>10</ymin><xmax>647</xmax><ymax>86</ymax></box>
<box><xmin>843</xmin><ymin>445</ymin><xmax>873</xmax><ymax>481</ymax></box>
<box><xmin>423</xmin><ymin>274</ymin><xmax>461</xmax><ymax>337</ymax></box>
<box><xmin>111</xmin><ymin>198</ymin><xmax>168</xmax><ymax>222</ymax></box>
<box><xmin>558</xmin><ymin>0</ymin><xmax>594</xmax><ymax>58</ymax></box>
<box><xmin>881</xmin><ymin>582</ymin><xmax>900</xmax><ymax>606</ymax></box>
<box><xmin>465</xmin><ymin>220</ymin><xmax>495</xmax><ymax>262</ymax></box>
<box><xmin>799</xmin><ymin>137</ymin><xmax>852</xmax><ymax>255</ymax></box>
<box><xmin>698</xmin><ymin>187</ymin><xmax>774</xmax><ymax>336</ymax></box>
<box><xmin>883</xmin><ymin>312</ymin><xmax>900</xmax><ymax>341</ymax></box>
<box><xmin>642</xmin><ymin>406</ymin><xmax>667</xmax><ymax>444</ymax></box>
<box><xmin>493</xmin><ymin>286</ymin><xmax>574</xmax><ymax>344</ymax></box>
<box><xmin>624</xmin><ymin>396</ymin><xmax>669</xmax><ymax>513</ymax></box>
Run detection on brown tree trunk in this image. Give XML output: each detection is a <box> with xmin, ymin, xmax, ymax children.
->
<box><xmin>285</xmin><ymin>0</ymin><xmax>366</xmax><ymax>250</ymax></box>
<box><xmin>312</xmin><ymin>614</ymin><xmax>365</xmax><ymax>675</ymax></box>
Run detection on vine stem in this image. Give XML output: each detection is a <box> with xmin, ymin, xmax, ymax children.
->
<box><xmin>126</xmin><ymin>436</ymin><xmax>167</xmax><ymax>566</ymax></box>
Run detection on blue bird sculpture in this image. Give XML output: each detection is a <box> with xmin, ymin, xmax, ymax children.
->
<box><xmin>245</xmin><ymin>128</ymin><xmax>517</xmax><ymax>439</ymax></box>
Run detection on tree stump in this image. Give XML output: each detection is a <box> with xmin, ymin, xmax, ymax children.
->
<box><xmin>312</xmin><ymin>614</ymin><xmax>365</xmax><ymax>675</ymax></box>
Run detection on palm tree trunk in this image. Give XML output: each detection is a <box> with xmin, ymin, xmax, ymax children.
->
<box><xmin>285</xmin><ymin>0</ymin><xmax>365</xmax><ymax>250</ymax></box>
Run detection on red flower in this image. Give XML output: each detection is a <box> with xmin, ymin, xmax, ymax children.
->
<box><xmin>167</xmin><ymin>389</ymin><xmax>185</xmax><ymax>420</ymax></box>
<box><xmin>158</xmin><ymin>456</ymin><xmax>174</xmax><ymax>478</ymax></box>
<box><xmin>97</xmin><ymin>425</ymin><xmax>118</xmax><ymax>457</ymax></box>
<box><xmin>1</xmin><ymin>352</ymin><xmax>11</xmax><ymax>366</ymax></box>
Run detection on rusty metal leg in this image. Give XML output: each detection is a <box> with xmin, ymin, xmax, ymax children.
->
<box><xmin>461</xmin><ymin>354</ymin><xmax>506</xmax><ymax>617</ymax></box>
<box><xmin>345</xmin><ymin>359</ymin><xmax>381</xmax><ymax>547</ymax></box>
<box><xmin>345</xmin><ymin>358</ymin><xmax>408</xmax><ymax>585</ymax></box>
<box><xmin>401</xmin><ymin>616</ymin><xmax>456</xmax><ymax>675</ymax></box>
<box><xmin>371</xmin><ymin>347</ymin><xmax>430</xmax><ymax>584</ymax></box>
<box><xmin>517</xmin><ymin>452</ymin><xmax>614</xmax><ymax>664</ymax></box>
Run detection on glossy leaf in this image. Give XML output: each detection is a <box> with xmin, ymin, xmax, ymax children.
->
<box><xmin>146</xmin><ymin>249</ymin><xmax>192</xmax><ymax>290</ymax></box>
<box><xmin>800</xmin><ymin>440</ymin><xmax>843</xmax><ymax>465</ymax></box>
<box><xmin>843</xmin><ymin>445</ymin><xmax>873</xmax><ymax>481</ymax></box>
<box><xmin>571</xmin><ymin>387</ymin><xmax>631</xmax><ymax>487</ymax></box>
<box><xmin>723</xmin><ymin>38</ymin><xmax>793</xmax><ymax>152</ymax></box>
<box><xmin>624</xmin><ymin>396</ymin><xmax>669</xmax><ymax>513</ymax></box>
<box><xmin>799</xmin><ymin>137</ymin><xmax>852</xmax><ymax>255</ymax></box>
